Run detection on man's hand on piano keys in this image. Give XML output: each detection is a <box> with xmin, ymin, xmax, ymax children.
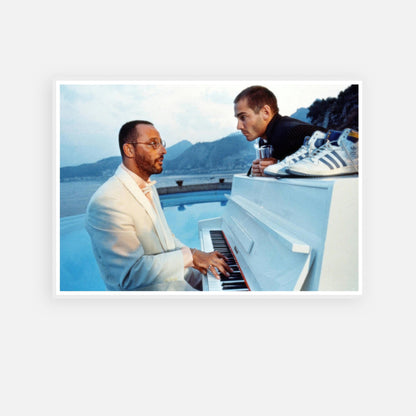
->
<box><xmin>191</xmin><ymin>249</ymin><xmax>232</xmax><ymax>279</ymax></box>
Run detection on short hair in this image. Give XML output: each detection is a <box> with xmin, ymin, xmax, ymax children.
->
<box><xmin>118</xmin><ymin>120</ymin><xmax>153</xmax><ymax>156</ymax></box>
<box><xmin>234</xmin><ymin>85</ymin><xmax>279</xmax><ymax>114</ymax></box>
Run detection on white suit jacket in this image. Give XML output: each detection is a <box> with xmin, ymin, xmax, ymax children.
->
<box><xmin>86</xmin><ymin>165</ymin><xmax>197</xmax><ymax>291</ymax></box>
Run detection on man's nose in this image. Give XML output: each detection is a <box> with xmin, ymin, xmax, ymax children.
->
<box><xmin>236</xmin><ymin>119</ymin><xmax>243</xmax><ymax>130</ymax></box>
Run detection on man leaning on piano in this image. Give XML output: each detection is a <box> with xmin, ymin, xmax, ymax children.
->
<box><xmin>233</xmin><ymin>85</ymin><xmax>327</xmax><ymax>176</ymax></box>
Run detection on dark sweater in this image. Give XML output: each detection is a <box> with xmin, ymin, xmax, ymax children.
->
<box><xmin>259</xmin><ymin>114</ymin><xmax>327</xmax><ymax>161</ymax></box>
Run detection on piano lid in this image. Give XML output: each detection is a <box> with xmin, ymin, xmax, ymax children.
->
<box><xmin>199</xmin><ymin>174</ymin><xmax>359</xmax><ymax>292</ymax></box>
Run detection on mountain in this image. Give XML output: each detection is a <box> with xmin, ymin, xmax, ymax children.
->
<box><xmin>60</xmin><ymin>156</ymin><xmax>121</xmax><ymax>181</ymax></box>
<box><xmin>164</xmin><ymin>139</ymin><xmax>192</xmax><ymax>160</ymax></box>
<box><xmin>162</xmin><ymin>133</ymin><xmax>254</xmax><ymax>175</ymax></box>
<box><xmin>290</xmin><ymin>107</ymin><xmax>311</xmax><ymax>123</ymax></box>
<box><xmin>60</xmin><ymin>132</ymin><xmax>254</xmax><ymax>181</ymax></box>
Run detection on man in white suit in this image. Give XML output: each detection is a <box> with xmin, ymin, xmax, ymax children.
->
<box><xmin>86</xmin><ymin>120</ymin><xmax>231</xmax><ymax>291</ymax></box>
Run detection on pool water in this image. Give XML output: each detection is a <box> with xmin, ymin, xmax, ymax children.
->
<box><xmin>161</xmin><ymin>190</ymin><xmax>228</xmax><ymax>249</ymax></box>
<box><xmin>59</xmin><ymin>190</ymin><xmax>229</xmax><ymax>291</ymax></box>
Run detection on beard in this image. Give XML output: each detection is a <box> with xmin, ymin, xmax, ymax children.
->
<box><xmin>135</xmin><ymin>153</ymin><xmax>164</xmax><ymax>176</ymax></box>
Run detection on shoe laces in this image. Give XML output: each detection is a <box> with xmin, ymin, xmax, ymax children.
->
<box><xmin>308</xmin><ymin>141</ymin><xmax>337</xmax><ymax>163</ymax></box>
<box><xmin>280</xmin><ymin>143</ymin><xmax>308</xmax><ymax>166</ymax></box>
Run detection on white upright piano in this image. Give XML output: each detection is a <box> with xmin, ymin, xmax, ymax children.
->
<box><xmin>199</xmin><ymin>174</ymin><xmax>359</xmax><ymax>292</ymax></box>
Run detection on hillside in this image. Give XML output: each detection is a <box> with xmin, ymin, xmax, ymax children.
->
<box><xmin>290</xmin><ymin>107</ymin><xmax>311</xmax><ymax>123</ymax></box>
<box><xmin>164</xmin><ymin>139</ymin><xmax>192</xmax><ymax>160</ymax></box>
<box><xmin>60</xmin><ymin>133</ymin><xmax>254</xmax><ymax>181</ymax></box>
<box><xmin>307</xmin><ymin>84</ymin><xmax>359</xmax><ymax>130</ymax></box>
<box><xmin>162</xmin><ymin>133</ymin><xmax>254</xmax><ymax>175</ymax></box>
<box><xmin>60</xmin><ymin>156</ymin><xmax>121</xmax><ymax>181</ymax></box>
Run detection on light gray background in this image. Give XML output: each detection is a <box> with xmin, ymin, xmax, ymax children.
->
<box><xmin>2</xmin><ymin>1</ymin><xmax>414</xmax><ymax>415</ymax></box>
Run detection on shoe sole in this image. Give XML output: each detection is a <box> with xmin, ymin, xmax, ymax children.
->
<box><xmin>287</xmin><ymin>166</ymin><xmax>358</xmax><ymax>176</ymax></box>
<box><xmin>264</xmin><ymin>170</ymin><xmax>291</xmax><ymax>177</ymax></box>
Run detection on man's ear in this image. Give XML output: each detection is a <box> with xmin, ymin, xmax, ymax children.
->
<box><xmin>123</xmin><ymin>143</ymin><xmax>134</xmax><ymax>158</ymax></box>
<box><xmin>261</xmin><ymin>104</ymin><xmax>273</xmax><ymax>120</ymax></box>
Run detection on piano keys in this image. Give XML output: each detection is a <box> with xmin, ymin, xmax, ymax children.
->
<box><xmin>199</xmin><ymin>174</ymin><xmax>359</xmax><ymax>292</ymax></box>
<box><xmin>207</xmin><ymin>230</ymin><xmax>249</xmax><ymax>291</ymax></box>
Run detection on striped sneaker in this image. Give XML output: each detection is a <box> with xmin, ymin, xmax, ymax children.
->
<box><xmin>264</xmin><ymin>130</ymin><xmax>327</xmax><ymax>177</ymax></box>
<box><xmin>287</xmin><ymin>128</ymin><xmax>359</xmax><ymax>177</ymax></box>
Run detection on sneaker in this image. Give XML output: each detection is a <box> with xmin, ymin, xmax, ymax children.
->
<box><xmin>264</xmin><ymin>130</ymin><xmax>328</xmax><ymax>177</ymax></box>
<box><xmin>287</xmin><ymin>128</ymin><xmax>359</xmax><ymax>177</ymax></box>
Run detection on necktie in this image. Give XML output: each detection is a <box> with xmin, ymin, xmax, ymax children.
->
<box><xmin>140</xmin><ymin>180</ymin><xmax>157</xmax><ymax>209</ymax></box>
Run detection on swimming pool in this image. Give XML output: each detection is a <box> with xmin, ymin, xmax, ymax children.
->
<box><xmin>59</xmin><ymin>190</ymin><xmax>229</xmax><ymax>291</ymax></box>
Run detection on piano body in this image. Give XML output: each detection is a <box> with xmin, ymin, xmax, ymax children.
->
<box><xmin>199</xmin><ymin>174</ymin><xmax>359</xmax><ymax>292</ymax></box>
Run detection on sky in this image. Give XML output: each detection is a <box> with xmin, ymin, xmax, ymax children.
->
<box><xmin>58</xmin><ymin>81</ymin><xmax>352</xmax><ymax>167</ymax></box>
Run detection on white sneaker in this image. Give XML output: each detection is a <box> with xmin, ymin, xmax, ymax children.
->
<box><xmin>287</xmin><ymin>128</ymin><xmax>359</xmax><ymax>177</ymax></box>
<box><xmin>264</xmin><ymin>130</ymin><xmax>327</xmax><ymax>177</ymax></box>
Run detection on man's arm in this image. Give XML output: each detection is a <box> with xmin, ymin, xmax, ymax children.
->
<box><xmin>86</xmin><ymin>204</ymin><xmax>186</xmax><ymax>290</ymax></box>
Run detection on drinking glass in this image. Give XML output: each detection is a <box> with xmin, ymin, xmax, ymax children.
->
<box><xmin>259</xmin><ymin>145</ymin><xmax>273</xmax><ymax>159</ymax></box>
